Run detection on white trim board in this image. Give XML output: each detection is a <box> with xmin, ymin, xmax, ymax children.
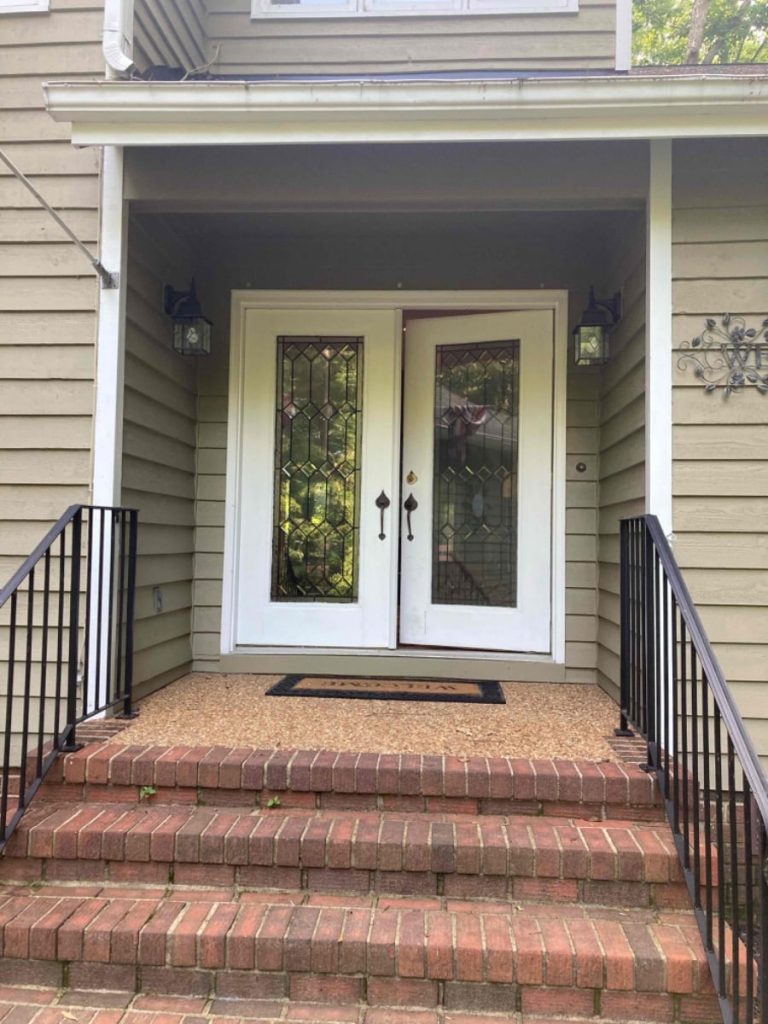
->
<box><xmin>44</xmin><ymin>77</ymin><xmax>768</xmax><ymax>147</ymax></box>
<box><xmin>221</xmin><ymin>289</ymin><xmax>568</xmax><ymax>665</ymax></box>
<box><xmin>645</xmin><ymin>140</ymin><xmax>672</xmax><ymax>536</ymax></box>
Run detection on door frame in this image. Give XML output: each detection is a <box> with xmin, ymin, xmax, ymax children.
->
<box><xmin>221</xmin><ymin>289</ymin><xmax>568</xmax><ymax>664</ymax></box>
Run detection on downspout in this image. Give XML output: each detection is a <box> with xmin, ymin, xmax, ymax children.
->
<box><xmin>103</xmin><ymin>0</ymin><xmax>135</xmax><ymax>78</ymax></box>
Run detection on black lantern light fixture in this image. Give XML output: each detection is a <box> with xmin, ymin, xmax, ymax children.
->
<box><xmin>573</xmin><ymin>287</ymin><xmax>621</xmax><ymax>367</ymax></box>
<box><xmin>164</xmin><ymin>279</ymin><xmax>212</xmax><ymax>356</ymax></box>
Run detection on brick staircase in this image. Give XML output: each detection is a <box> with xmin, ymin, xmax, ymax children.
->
<box><xmin>0</xmin><ymin>743</ymin><xmax>720</xmax><ymax>1024</ymax></box>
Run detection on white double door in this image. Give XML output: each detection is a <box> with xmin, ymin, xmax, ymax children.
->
<box><xmin>234</xmin><ymin>305</ymin><xmax>554</xmax><ymax>653</ymax></box>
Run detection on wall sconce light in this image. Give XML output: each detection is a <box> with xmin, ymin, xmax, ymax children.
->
<box><xmin>573</xmin><ymin>287</ymin><xmax>621</xmax><ymax>367</ymax></box>
<box><xmin>163</xmin><ymin>279</ymin><xmax>212</xmax><ymax>356</ymax></box>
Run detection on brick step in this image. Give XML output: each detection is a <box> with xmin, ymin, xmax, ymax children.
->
<box><xmin>0</xmin><ymin>884</ymin><xmax>718</xmax><ymax>1021</ymax></box>
<box><xmin>1</xmin><ymin>803</ymin><xmax>686</xmax><ymax>908</ymax></box>
<box><xmin>42</xmin><ymin>744</ymin><xmax>663</xmax><ymax>820</ymax></box>
<box><xmin>0</xmin><ymin>986</ymin><xmax>709</xmax><ymax>1024</ymax></box>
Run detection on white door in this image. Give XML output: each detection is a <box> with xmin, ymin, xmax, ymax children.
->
<box><xmin>399</xmin><ymin>311</ymin><xmax>554</xmax><ymax>653</ymax></box>
<box><xmin>235</xmin><ymin>307</ymin><xmax>399</xmax><ymax>648</ymax></box>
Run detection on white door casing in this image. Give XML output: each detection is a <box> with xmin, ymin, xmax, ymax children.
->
<box><xmin>221</xmin><ymin>290</ymin><xmax>567</xmax><ymax>663</ymax></box>
<box><xmin>400</xmin><ymin>311</ymin><xmax>554</xmax><ymax>653</ymax></box>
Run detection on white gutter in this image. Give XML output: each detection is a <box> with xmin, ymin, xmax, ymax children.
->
<box><xmin>44</xmin><ymin>75</ymin><xmax>768</xmax><ymax>145</ymax></box>
<box><xmin>103</xmin><ymin>0</ymin><xmax>134</xmax><ymax>78</ymax></box>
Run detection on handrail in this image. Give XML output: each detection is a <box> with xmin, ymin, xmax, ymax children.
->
<box><xmin>0</xmin><ymin>504</ymin><xmax>138</xmax><ymax>852</ymax></box>
<box><xmin>620</xmin><ymin>514</ymin><xmax>768</xmax><ymax>1024</ymax></box>
<box><xmin>641</xmin><ymin>515</ymin><xmax>768</xmax><ymax>824</ymax></box>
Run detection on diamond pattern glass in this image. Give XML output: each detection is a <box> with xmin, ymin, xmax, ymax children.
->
<box><xmin>432</xmin><ymin>339</ymin><xmax>519</xmax><ymax>607</ymax></box>
<box><xmin>272</xmin><ymin>336</ymin><xmax>363</xmax><ymax>601</ymax></box>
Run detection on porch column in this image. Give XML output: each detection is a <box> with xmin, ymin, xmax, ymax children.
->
<box><xmin>645</xmin><ymin>139</ymin><xmax>673</xmax><ymax>536</ymax></box>
<box><xmin>92</xmin><ymin>145</ymin><xmax>128</xmax><ymax>506</ymax></box>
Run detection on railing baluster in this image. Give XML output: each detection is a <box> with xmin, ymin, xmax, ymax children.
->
<box><xmin>37</xmin><ymin>549</ymin><xmax>51</xmax><ymax>779</ymax></box>
<box><xmin>690</xmin><ymin>648</ymin><xmax>701</xmax><ymax>906</ymax></box>
<box><xmin>671</xmin><ymin>593</ymin><xmax>680</xmax><ymax>836</ymax></box>
<box><xmin>743</xmin><ymin>781</ymin><xmax>755</xmax><ymax>1023</ymax></box>
<box><xmin>680</xmin><ymin>617</ymin><xmax>690</xmax><ymax>871</ymax></box>
<box><xmin>1</xmin><ymin>591</ymin><xmax>18</xmax><ymax>842</ymax></box>
<box><xmin>18</xmin><ymin>569</ymin><xmax>35</xmax><ymax>810</ymax></box>
<box><xmin>65</xmin><ymin>510</ymin><xmax>82</xmax><ymax>751</ymax></box>
<box><xmin>701</xmin><ymin>670</ymin><xmax>713</xmax><ymax>949</ymax></box>
<box><xmin>96</xmin><ymin>508</ymin><xmax>105</xmax><ymax>715</ymax></box>
<box><xmin>713</xmin><ymin>704</ymin><xmax>727</xmax><ymax>997</ymax></box>
<box><xmin>106</xmin><ymin>509</ymin><xmax>117</xmax><ymax>707</ymax></box>
<box><xmin>114</xmin><ymin>511</ymin><xmax>126</xmax><ymax>703</ymax></box>
<box><xmin>727</xmin><ymin>735</ymin><xmax>740</xmax><ymax>1020</ymax></box>
<box><xmin>82</xmin><ymin>507</ymin><xmax>93</xmax><ymax>721</ymax></box>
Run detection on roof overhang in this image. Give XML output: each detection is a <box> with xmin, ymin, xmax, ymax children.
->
<box><xmin>44</xmin><ymin>75</ymin><xmax>768</xmax><ymax>146</ymax></box>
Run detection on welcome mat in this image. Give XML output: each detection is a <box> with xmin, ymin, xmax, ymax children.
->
<box><xmin>265</xmin><ymin>674</ymin><xmax>505</xmax><ymax>704</ymax></box>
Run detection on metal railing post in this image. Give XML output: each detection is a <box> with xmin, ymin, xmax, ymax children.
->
<box><xmin>616</xmin><ymin>518</ymin><xmax>633</xmax><ymax>736</ymax></box>
<box><xmin>121</xmin><ymin>509</ymin><xmax>138</xmax><ymax>718</ymax></box>
<box><xmin>63</xmin><ymin>510</ymin><xmax>83</xmax><ymax>752</ymax></box>
<box><xmin>643</xmin><ymin>521</ymin><xmax>657</xmax><ymax>770</ymax></box>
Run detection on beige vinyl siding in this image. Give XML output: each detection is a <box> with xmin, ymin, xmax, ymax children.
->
<box><xmin>671</xmin><ymin>138</ymin><xmax>768</xmax><ymax>761</ymax></box>
<box><xmin>205</xmin><ymin>0</ymin><xmax>617</xmax><ymax>75</ymax></box>
<box><xmin>596</xmin><ymin>244</ymin><xmax>646</xmax><ymax>701</ymax></box>
<box><xmin>0</xmin><ymin>1</ymin><xmax>102</xmax><ymax>585</ymax></box>
<box><xmin>121</xmin><ymin>216</ymin><xmax>197</xmax><ymax>696</ymax></box>
<box><xmin>133</xmin><ymin>0</ymin><xmax>209</xmax><ymax>73</ymax></box>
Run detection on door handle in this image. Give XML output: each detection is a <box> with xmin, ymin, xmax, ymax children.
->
<box><xmin>403</xmin><ymin>493</ymin><xmax>418</xmax><ymax>541</ymax></box>
<box><xmin>375</xmin><ymin>490</ymin><xmax>391</xmax><ymax>540</ymax></box>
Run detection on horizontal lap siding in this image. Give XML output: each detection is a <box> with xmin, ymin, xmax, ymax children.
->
<box><xmin>205</xmin><ymin>0</ymin><xmax>617</xmax><ymax>74</ymax></box>
<box><xmin>596</xmin><ymin>244</ymin><xmax>645</xmax><ymax>701</ymax></box>
<box><xmin>0</xmin><ymin>1</ymin><xmax>102</xmax><ymax>583</ymax></box>
<box><xmin>672</xmin><ymin>139</ymin><xmax>768</xmax><ymax>762</ymax></box>
<box><xmin>121</xmin><ymin>217</ymin><xmax>197</xmax><ymax>695</ymax></box>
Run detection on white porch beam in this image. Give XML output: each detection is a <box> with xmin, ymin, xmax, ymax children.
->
<box><xmin>43</xmin><ymin>76</ymin><xmax>768</xmax><ymax>147</ymax></box>
<box><xmin>645</xmin><ymin>139</ymin><xmax>673</xmax><ymax>536</ymax></box>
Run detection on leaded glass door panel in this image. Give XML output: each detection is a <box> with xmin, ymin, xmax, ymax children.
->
<box><xmin>235</xmin><ymin>308</ymin><xmax>399</xmax><ymax>648</ymax></box>
<box><xmin>400</xmin><ymin>311</ymin><xmax>554</xmax><ymax>653</ymax></box>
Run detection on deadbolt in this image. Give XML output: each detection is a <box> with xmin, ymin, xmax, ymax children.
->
<box><xmin>406</xmin><ymin>470</ymin><xmax>418</xmax><ymax>485</ymax></box>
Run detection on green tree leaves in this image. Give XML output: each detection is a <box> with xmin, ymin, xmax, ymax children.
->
<box><xmin>633</xmin><ymin>0</ymin><xmax>768</xmax><ymax>65</ymax></box>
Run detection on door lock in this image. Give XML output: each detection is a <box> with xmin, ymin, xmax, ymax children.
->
<box><xmin>406</xmin><ymin>470</ymin><xmax>418</xmax><ymax>485</ymax></box>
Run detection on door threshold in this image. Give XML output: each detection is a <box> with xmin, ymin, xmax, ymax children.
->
<box><xmin>229</xmin><ymin>646</ymin><xmax>553</xmax><ymax>662</ymax></box>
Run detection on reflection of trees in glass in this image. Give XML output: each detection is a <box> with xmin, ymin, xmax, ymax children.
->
<box><xmin>433</xmin><ymin>341</ymin><xmax>519</xmax><ymax>608</ymax></box>
<box><xmin>272</xmin><ymin>337</ymin><xmax>362</xmax><ymax>602</ymax></box>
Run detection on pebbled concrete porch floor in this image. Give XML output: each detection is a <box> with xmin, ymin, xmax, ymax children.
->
<box><xmin>119</xmin><ymin>674</ymin><xmax>620</xmax><ymax>762</ymax></box>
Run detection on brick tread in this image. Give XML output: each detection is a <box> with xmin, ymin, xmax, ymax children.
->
<box><xmin>48</xmin><ymin>745</ymin><xmax>661</xmax><ymax>816</ymax></box>
<box><xmin>0</xmin><ymin>985</ymin><xmax>681</xmax><ymax>1024</ymax></box>
<box><xmin>0</xmin><ymin>886</ymin><xmax>712</xmax><ymax>996</ymax></box>
<box><xmin>4</xmin><ymin>803</ymin><xmax>680</xmax><ymax>890</ymax></box>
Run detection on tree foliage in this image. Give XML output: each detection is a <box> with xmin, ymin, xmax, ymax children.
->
<box><xmin>633</xmin><ymin>0</ymin><xmax>768</xmax><ymax>64</ymax></box>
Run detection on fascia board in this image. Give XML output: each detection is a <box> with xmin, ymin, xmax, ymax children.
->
<box><xmin>44</xmin><ymin>76</ymin><xmax>768</xmax><ymax>144</ymax></box>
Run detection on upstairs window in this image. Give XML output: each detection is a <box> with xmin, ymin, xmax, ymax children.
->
<box><xmin>253</xmin><ymin>0</ymin><xmax>576</xmax><ymax>16</ymax></box>
<box><xmin>0</xmin><ymin>1</ymin><xmax>49</xmax><ymax>10</ymax></box>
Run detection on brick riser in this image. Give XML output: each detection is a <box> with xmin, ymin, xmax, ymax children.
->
<box><xmin>1</xmin><ymin>804</ymin><xmax>689</xmax><ymax>909</ymax></box>
<box><xmin>40</xmin><ymin>745</ymin><xmax>664</xmax><ymax>821</ymax></box>
<box><xmin>0</xmin><ymin>887</ymin><xmax>718</xmax><ymax>1021</ymax></box>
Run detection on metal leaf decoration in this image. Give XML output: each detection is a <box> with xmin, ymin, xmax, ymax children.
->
<box><xmin>678</xmin><ymin>314</ymin><xmax>768</xmax><ymax>399</ymax></box>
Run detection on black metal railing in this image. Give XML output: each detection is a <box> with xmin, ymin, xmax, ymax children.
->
<box><xmin>0</xmin><ymin>505</ymin><xmax>138</xmax><ymax>851</ymax></box>
<box><xmin>620</xmin><ymin>514</ymin><xmax>768</xmax><ymax>1024</ymax></box>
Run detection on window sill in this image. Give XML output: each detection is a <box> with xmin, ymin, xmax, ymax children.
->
<box><xmin>251</xmin><ymin>0</ymin><xmax>577</xmax><ymax>17</ymax></box>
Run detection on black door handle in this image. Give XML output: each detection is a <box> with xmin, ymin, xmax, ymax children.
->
<box><xmin>403</xmin><ymin>493</ymin><xmax>418</xmax><ymax>541</ymax></box>
<box><xmin>375</xmin><ymin>490</ymin><xmax>391</xmax><ymax>540</ymax></box>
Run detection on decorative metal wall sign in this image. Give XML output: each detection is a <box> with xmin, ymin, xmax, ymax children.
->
<box><xmin>678</xmin><ymin>314</ymin><xmax>768</xmax><ymax>398</ymax></box>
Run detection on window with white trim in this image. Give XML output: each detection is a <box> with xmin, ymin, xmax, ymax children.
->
<box><xmin>0</xmin><ymin>0</ymin><xmax>49</xmax><ymax>10</ymax></box>
<box><xmin>252</xmin><ymin>0</ymin><xmax>576</xmax><ymax>17</ymax></box>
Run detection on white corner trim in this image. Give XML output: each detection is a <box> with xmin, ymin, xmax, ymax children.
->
<box><xmin>0</xmin><ymin>0</ymin><xmax>49</xmax><ymax>10</ymax></box>
<box><xmin>43</xmin><ymin>77</ymin><xmax>768</xmax><ymax>147</ymax></box>
<box><xmin>221</xmin><ymin>289</ymin><xmax>568</xmax><ymax>664</ymax></box>
<box><xmin>103</xmin><ymin>0</ymin><xmax>134</xmax><ymax>78</ymax></box>
<box><xmin>645</xmin><ymin>139</ymin><xmax>673</xmax><ymax>536</ymax></box>
<box><xmin>91</xmin><ymin>146</ymin><xmax>128</xmax><ymax>506</ymax></box>
<box><xmin>614</xmin><ymin>0</ymin><xmax>632</xmax><ymax>71</ymax></box>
